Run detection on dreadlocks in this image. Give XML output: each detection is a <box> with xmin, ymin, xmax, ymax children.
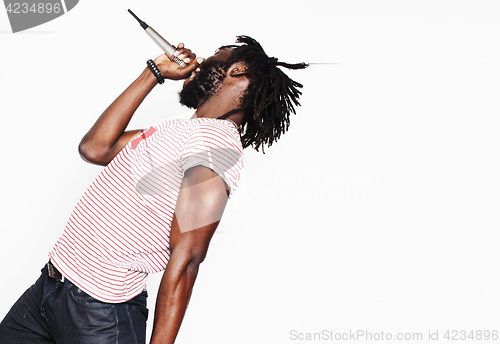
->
<box><xmin>218</xmin><ymin>36</ymin><xmax>308</xmax><ymax>153</ymax></box>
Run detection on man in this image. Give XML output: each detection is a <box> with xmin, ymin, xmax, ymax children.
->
<box><xmin>0</xmin><ymin>36</ymin><xmax>307</xmax><ymax>344</ymax></box>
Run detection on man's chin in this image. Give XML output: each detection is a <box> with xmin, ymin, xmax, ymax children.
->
<box><xmin>178</xmin><ymin>90</ymin><xmax>199</xmax><ymax>109</ymax></box>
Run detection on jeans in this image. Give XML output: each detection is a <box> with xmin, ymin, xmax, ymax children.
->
<box><xmin>0</xmin><ymin>264</ymin><xmax>148</xmax><ymax>344</ymax></box>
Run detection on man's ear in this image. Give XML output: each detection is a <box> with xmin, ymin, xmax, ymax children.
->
<box><xmin>229</xmin><ymin>62</ymin><xmax>250</xmax><ymax>77</ymax></box>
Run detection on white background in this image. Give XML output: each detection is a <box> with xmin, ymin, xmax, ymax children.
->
<box><xmin>1</xmin><ymin>1</ymin><xmax>499</xmax><ymax>343</ymax></box>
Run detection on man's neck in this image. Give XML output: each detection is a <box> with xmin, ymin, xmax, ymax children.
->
<box><xmin>192</xmin><ymin>102</ymin><xmax>244</xmax><ymax>126</ymax></box>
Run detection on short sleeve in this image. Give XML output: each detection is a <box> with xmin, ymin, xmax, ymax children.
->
<box><xmin>181</xmin><ymin>120</ymin><xmax>244</xmax><ymax>198</ymax></box>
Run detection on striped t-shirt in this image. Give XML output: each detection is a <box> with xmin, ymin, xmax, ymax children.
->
<box><xmin>49</xmin><ymin>117</ymin><xmax>244</xmax><ymax>303</ymax></box>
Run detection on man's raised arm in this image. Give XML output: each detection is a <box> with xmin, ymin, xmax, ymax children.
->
<box><xmin>78</xmin><ymin>45</ymin><xmax>202</xmax><ymax>166</ymax></box>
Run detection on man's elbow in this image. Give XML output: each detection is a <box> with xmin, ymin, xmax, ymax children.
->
<box><xmin>177</xmin><ymin>251</ymin><xmax>205</xmax><ymax>281</ymax></box>
<box><xmin>78</xmin><ymin>140</ymin><xmax>109</xmax><ymax>166</ymax></box>
<box><xmin>190</xmin><ymin>248</ymin><xmax>208</xmax><ymax>266</ymax></box>
<box><xmin>174</xmin><ymin>245</ymin><xmax>209</xmax><ymax>273</ymax></box>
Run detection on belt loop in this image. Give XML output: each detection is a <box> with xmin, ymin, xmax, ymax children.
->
<box><xmin>47</xmin><ymin>260</ymin><xmax>64</xmax><ymax>282</ymax></box>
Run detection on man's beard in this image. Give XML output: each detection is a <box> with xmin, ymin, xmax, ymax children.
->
<box><xmin>179</xmin><ymin>60</ymin><xmax>228</xmax><ymax>109</ymax></box>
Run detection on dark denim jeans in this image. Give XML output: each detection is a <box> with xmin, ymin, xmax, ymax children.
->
<box><xmin>0</xmin><ymin>264</ymin><xmax>148</xmax><ymax>344</ymax></box>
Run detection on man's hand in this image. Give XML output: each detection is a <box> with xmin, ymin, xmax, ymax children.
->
<box><xmin>154</xmin><ymin>43</ymin><xmax>204</xmax><ymax>81</ymax></box>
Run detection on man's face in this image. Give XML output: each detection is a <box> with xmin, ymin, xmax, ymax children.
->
<box><xmin>179</xmin><ymin>49</ymin><xmax>234</xmax><ymax>109</ymax></box>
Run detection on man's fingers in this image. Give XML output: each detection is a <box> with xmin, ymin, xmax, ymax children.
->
<box><xmin>180</xmin><ymin>57</ymin><xmax>204</xmax><ymax>77</ymax></box>
<box><xmin>173</xmin><ymin>46</ymin><xmax>196</xmax><ymax>65</ymax></box>
<box><xmin>154</xmin><ymin>44</ymin><xmax>204</xmax><ymax>80</ymax></box>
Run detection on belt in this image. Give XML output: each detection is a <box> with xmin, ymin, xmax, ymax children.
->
<box><xmin>47</xmin><ymin>261</ymin><xmax>147</xmax><ymax>292</ymax></box>
<box><xmin>47</xmin><ymin>261</ymin><xmax>64</xmax><ymax>281</ymax></box>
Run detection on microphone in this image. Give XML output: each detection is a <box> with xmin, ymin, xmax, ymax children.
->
<box><xmin>128</xmin><ymin>9</ymin><xmax>187</xmax><ymax>68</ymax></box>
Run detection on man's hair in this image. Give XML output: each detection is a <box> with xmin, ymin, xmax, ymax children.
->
<box><xmin>219</xmin><ymin>36</ymin><xmax>308</xmax><ymax>153</ymax></box>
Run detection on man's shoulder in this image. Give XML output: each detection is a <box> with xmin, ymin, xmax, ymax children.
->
<box><xmin>185</xmin><ymin>118</ymin><xmax>241</xmax><ymax>145</ymax></box>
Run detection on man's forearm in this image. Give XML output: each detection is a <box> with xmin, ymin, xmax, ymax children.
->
<box><xmin>78</xmin><ymin>67</ymin><xmax>157</xmax><ymax>164</ymax></box>
<box><xmin>78</xmin><ymin>47</ymin><xmax>200</xmax><ymax>166</ymax></box>
<box><xmin>150</xmin><ymin>258</ymin><xmax>201</xmax><ymax>344</ymax></box>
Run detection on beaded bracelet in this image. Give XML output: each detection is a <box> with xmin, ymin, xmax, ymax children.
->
<box><xmin>146</xmin><ymin>59</ymin><xmax>165</xmax><ymax>84</ymax></box>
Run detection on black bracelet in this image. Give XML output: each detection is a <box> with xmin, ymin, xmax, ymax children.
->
<box><xmin>146</xmin><ymin>59</ymin><xmax>164</xmax><ymax>84</ymax></box>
